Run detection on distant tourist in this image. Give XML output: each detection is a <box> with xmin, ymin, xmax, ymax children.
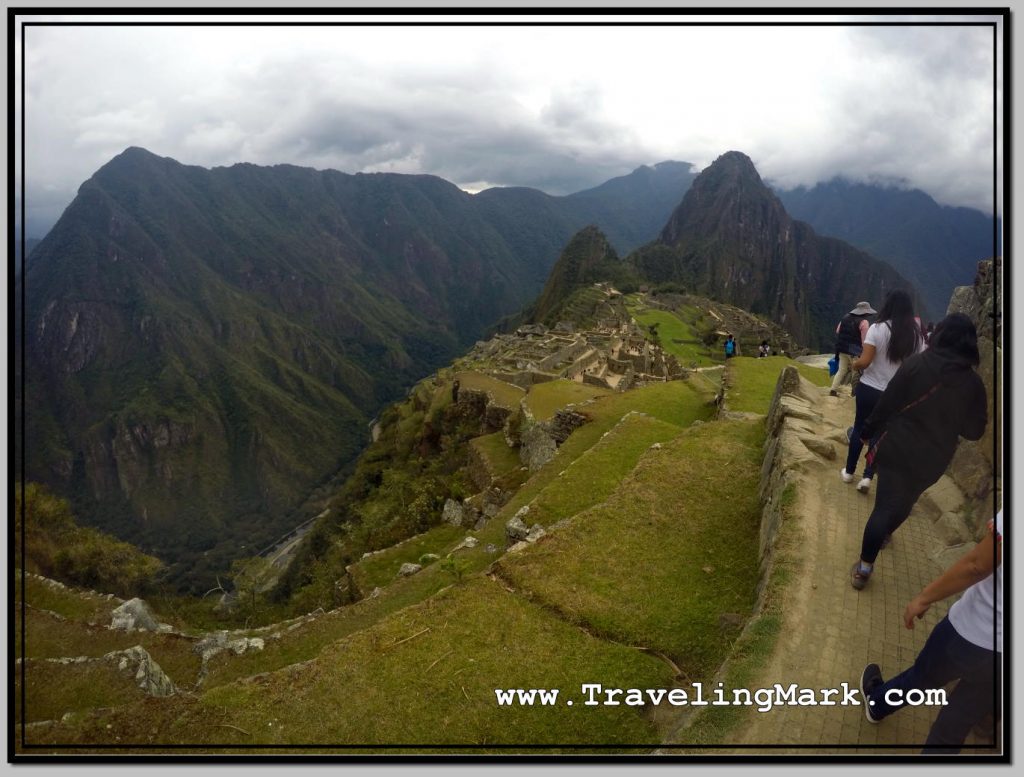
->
<box><xmin>830</xmin><ymin>301</ymin><xmax>875</xmax><ymax>397</ymax></box>
<box><xmin>840</xmin><ymin>290</ymin><xmax>924</xmax><ymax>496</ymax></box>
<box><xmin>924</xmin><ymin>321</ymin><xmax>936</xmax><ymax>345</ymax></box>
<box><xmin>758</xmin><ymin>340</ymin><xmax>770</xmax><ymax>358</ymax></box>
<box><xmin>850</xmin><ymin>313</ymin><xmax>987</xmax><ymax>590</ymax></box>
<box><xmin>860</xmin><ymin>508</ymin><xmax>1001</xmax><ymax>753</ymax></box>
<box><xmin>451</xmin><ymin>379</ymin><xmax>460</xmax><ymax>403</ymax></box>
<box><xmin>724</xmin><ymin>334</ymin><xmax>736</xmax><ymax>359</ymax></box>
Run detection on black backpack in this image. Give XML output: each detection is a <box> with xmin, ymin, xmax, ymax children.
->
<box><xmin>836</xmin><ymin>314</ymin><xmax>866</xmax><ymax>356</ymax></box>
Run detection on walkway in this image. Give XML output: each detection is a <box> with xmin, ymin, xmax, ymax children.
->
<box><xmin>728</xmin><ymin>384</ymin><xmax>992</xmax><ymax>753</ymax></box>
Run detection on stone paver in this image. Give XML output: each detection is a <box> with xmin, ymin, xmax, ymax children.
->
<box><xmin>725</xmin><ymin>385</ymin><xmax>991</xmax><ymax>754</ymax></box>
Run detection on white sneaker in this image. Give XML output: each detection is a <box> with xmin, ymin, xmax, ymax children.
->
<box><xmin>840</xmin><ymin>469</ymin><xmax>854</xmax><ymax>483</ymax></box>
<box><xmin>857</xmin><ymin>478</ymin><xmax>872</xmax><ymax>494</ymax></box>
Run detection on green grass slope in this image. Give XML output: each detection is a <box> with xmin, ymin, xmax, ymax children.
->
<box><xmin>496</xmin><ymin>418</ymin><xmax>765</xmax><ymax>680</ymax></box>
<box><xmin>724</xmin><ymin>356</ymin><xmax>830</xmax><ymax>414</ymax></box>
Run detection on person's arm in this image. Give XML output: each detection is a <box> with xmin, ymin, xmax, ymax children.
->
<box><xmin>851</xmin><ymin>343</ymin><xmax>875</xmax><ymax>371</ymax></box>
<box><xmin>903</xmin><ymin>527</ymin><xmax>999</xmax><ymax>629</ymax></box>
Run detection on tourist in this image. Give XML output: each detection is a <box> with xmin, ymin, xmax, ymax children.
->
<box><xmin>830</xmin><ymin>301</ymin><xmax>875</xmax><ymax>397</ymax></box>
<box><xmin>724</xmin><ymin>334</ymin><xmax>736</xmax><ymax>359</ymax></box>
<box><xmin>840</xmin><ymin>290</ymin><xmax>924</xmax><ymax>495</ymax></box>
<box><xmin>860</xmin><ymin>509</ymin><xmax>1001</xmax><ymax>753</ymax></box>
<box><xmin>759</xmin><ymin>340</ymin><xmax>770</xmax><ymax>358</ymax></box>
<box><xmin>850</xmin><ymin>313</ymin><xmax>987</xmax><ymax>589</ymax></box>
<box><xmin>924</xmin><ymin>321</ymin><xmax>936</xmax><ymax>345</ymax></box>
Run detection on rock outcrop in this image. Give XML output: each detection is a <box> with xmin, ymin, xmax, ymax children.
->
<box><xmin>945</xmin><ymin>258</ymin><xmax>1001</xmax><ymax>527</ymax></box>
<box><xmin>110</xmin><ymin>598</ymin><xmax>172</xmax><ymax>633</ymax></box>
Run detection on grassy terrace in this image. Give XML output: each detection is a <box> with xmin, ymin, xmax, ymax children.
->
<box><xmin>625</xmin><ymin>299</ymin><xmax>720</xmax><ymax>367</ymax></box>
<box><xmin>22</xmin><ymin>374</ymin><xmax>767</xmax><ymax>750</ymax></box>
<box><xmin>34</xmin><ymin>577</ymin><xmax>669</xmax><ymax>749</ymax></box>
<box><xmin>524</xmin><ymin>378</ymin><xmax>610</xmax><ymax>421</ymax></box>
<box><xmin>523</xmin><ymin>412</ymin><xmax>683</xmax><ymax>527</ymax></box>
<box><xmin>452</xmin><ymin>370</ymin><xmax>524</xmax><ymax>409</ymax></box>
<box><xmin>16</xmin><ymin>660</ymin><xmax>148</xmax><ymax>725</ymax></box>
<box><xmin>724</xmin><ymin>356</ymin><xmax>830</xmax><ymax>414</ymax></box>
<box><xmin>496</xmin><ymin>418</ymin><xmax>766</xmax><ymax>681</ymax></box>
<box><xmin>191</xmin><ymin>379</ymin><xmax>714</xmax><ymax>693</ymax></box>
<box><xmin>469</xmin><ymin>431</ymin><xmax>521</xmax><ymax>479</ymax></box>
<box><xmin>349</xmin><ymin>524</ymin><xmax>466</xmax><ymax>594</ymax></box>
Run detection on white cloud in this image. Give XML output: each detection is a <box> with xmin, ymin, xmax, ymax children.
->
<box><xmin>17</xmin><ymin>14</ymin><xmax>1001</xmax><ymax>237</ymax></box>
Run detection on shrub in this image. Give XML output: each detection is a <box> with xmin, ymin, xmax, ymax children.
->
<box><xmin>14</xmin><ymin>482</ymin><xmax>163</xmax><ymax>597</ymax></box>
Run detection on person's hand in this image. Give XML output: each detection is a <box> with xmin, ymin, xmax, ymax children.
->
<box><xmin>903</xmin><ymin>595</ymin><xmax>931</xmax><ymax>629</ymax></box>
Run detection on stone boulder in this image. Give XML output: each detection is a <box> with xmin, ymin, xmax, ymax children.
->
<box><xmin>520</xmin><ymin>424</ymin><xmax>557</xmax><ymax>472</ymax></box>
<box><xmin>442</xmin><ymin>498</ymin><xmax>465</xmax><ymax>527</ymax></box>
<box><xmin>110</xmin><ymin>598</ymin><xmax>171</xmax><ymax>633</ymax></box>
<box><xmin>397</xmin><ymin>562</ymin><xmax>422</xmax><ymax>578</ymax></box>
<box><xmin>506</xmin><ymin>514</ymin><xmax>529</xmax><ymax>546</ymax></box>
<box><xmin>106</xmin><ymin>646</ymin><xmax>176</xmax><ymax>697</ymax></box>
<box><xmin>526</xmin><ymin>524</ymin><xmax>546</xmax><ymax>543</ymax></box>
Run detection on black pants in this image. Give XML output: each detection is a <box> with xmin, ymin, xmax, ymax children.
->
<box><xmin>860</xmin><ymin>467</ymin><xmax>928</xmax><ymax>564</ymax></box>
<box><xmin>867</xmin><ymin>615</ymin><xmax>999</xmax><ymax>753</ymax></box>
<box><xmin>846</xmin><ymin>382</ymin><xmax>882</xmax><ymax>479</ymax></box>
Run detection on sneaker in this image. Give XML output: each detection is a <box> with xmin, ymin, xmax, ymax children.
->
<box><xmin>840</xmin><ymin>469</ymin><xmax>854</xmax><ymax>483</ymax></box>
<box><xmin>860</xmin><ymin>663</ymin><xmax>884</xmax><ymax>723</ymax></box>
<box><xmin>857</xmin><ymin>477</ymin><xmax>872</xmax><ymax>494</ymax></box>
<box><xmin>851</xmin><ymin>561</ymin><xmax>871</xmax><ymax>590</ymax></box>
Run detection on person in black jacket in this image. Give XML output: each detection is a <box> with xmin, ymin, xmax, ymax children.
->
<box><xmin>850</xmin><ymin>314</ymin><xmax>987</xmax><ymax>590</ymax></box>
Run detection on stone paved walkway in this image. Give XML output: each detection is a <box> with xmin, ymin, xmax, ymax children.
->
<box><xmin>727</xmin><ymin>384</ymin><xmax>992</xmax><ymax>754</ymax></box>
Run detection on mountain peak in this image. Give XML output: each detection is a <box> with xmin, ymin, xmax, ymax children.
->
<box><xmin>531</xmin><ymin>226</ymin><xmax>621</xmax><ymax>324</ymax></box>
<box><xmin>659</xmin><ymin>150</ymin><xmax>780</xmax><ymax>246</ymax></box>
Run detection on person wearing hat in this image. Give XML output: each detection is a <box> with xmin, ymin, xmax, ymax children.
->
<box><xmin>830</xmin><ymin>301</ymin><xmax>876</xmax><ymax>396</ymax></box>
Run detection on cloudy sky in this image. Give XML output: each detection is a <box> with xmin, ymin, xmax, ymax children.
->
<box><xmin>15</xmin><ymin>11</ymin><xmax>1002</xmax><ymax>238</ymax></box>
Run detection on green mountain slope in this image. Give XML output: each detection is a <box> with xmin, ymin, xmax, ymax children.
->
<box><xmin>16</xmin><ymin>149</ymin><xmax>696</xmax><ymax>588</ymax></box>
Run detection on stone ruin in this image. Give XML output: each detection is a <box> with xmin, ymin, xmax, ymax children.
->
<box><xmin>466</xmin><ymin>284</ymin><xmax>687</xmax><ymax>392</ymax></box>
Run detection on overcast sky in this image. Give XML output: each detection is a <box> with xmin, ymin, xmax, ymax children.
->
<box><xmin>15</xmin><ymin>12</ymin><xmax>1002</xmax><ymax>238</ymax></box>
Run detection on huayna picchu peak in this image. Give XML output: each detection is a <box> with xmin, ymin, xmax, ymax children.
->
<box><xmin>632</xmin><ymin>150</ymin><xmax>922</xmax><ymax>348</ymax></box>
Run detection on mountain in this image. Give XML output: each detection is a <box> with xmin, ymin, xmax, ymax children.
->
<box><xmin>561</xmin><ymin>161</ymin><xmax>698</xmax><ymax>252</ymax></box>
<box><xmin>14</xmin><ymin>235</ymin><xmax>42</xmax><ymax>265</ymax></box>
<box><xmin>530</xmin><ymin>226</ymin><xmax>631</xmax><ymax>324</ymax></box>
<box><xmin>775</xmin><ymin>178</ymin><xmax>998</xmax><ymax>320</ymax></box>
<box><xmin>630</xmin><ymin>151</ymin><xmax>919</xmax><ymax>349</ymax></box>
<box><xmin>15</xmin><ymin>149</ymin><xmax>696</xmax><ymax>589</ymax></box>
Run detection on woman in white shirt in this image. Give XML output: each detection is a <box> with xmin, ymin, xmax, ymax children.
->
<box><xmin>860</xmin><ymin>510</ymin><xmax>1002</xmax><ymax>753</ymax></box>
<box><xmin>840</xmin><ymin>289</ymin><xmax>925</xmax><ymax>494</ymax></box>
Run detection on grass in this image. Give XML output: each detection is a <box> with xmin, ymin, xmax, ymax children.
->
<box><xmin>452</xmin><ymin>371</ymin><xmax>524</xmax><ymax>410</ymax></box>
<box><xmin>523</xmin><ymin>412</ymin><xmax>684</xmax><ymax>528</ymax></box>
<box><xmin>92</xmin><ymin>381</ymin><xmax>714</xmax><ymax>698</ymax></box>
<box><xmin>496</xmin><ymin>418</ymin><xmax>766</xmax><ymax>681</ymax></box>
<box><xmin>36</xmin><ymin>577</ymin><xmax>671</xmax><ymax>749</ymax></box>
<box><xmin>469</xmin><ymin>432</ymin><xmax>521</xmax><ymax>480</ymax></box>
<box><xmin>350</xmin><ymin>524</ymin><xmax>467</xmax><ymax>593</ymax></box>
<box><xmin>15</xmin><ymin>659</ymin><xmax>148</xmax><ymax>724</ymax></box>
<box><xmin>670</xmin><ymin>483</ymin><xmax>802</xmax><ymax>747</ymax></box>
<box><xmin>15</xmin><ymin>573</ymin><xmax>120</xmax><ymax>626</ymax></box>
<box><xmin>524</xmin><ymin>379</ymin><xmax>610</xmax><ymax>421</ymax></box>
<box><xmin>15</xmin><ymin>607</ymin><xmax>202</xmax><ymax>689</ymax></box>
<box><xmin>626</xmin><ymin>305</ymin><xmax>719</xmax><ymax>366</ymax></box>
<box><xmin>724</xmin><ymin>356</ymin><xmax>831</xmax><ymax>414</ymax></box>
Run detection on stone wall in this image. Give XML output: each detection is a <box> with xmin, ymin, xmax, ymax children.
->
<box><xmin>945</xmin><ymin>258</ymin><xmax>1001</xmax><ymax>527</ymax></box>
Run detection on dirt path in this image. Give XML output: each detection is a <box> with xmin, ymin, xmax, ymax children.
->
<box><xmin>728</xmin><ymin>384</ymin><xmax>982</xmax><ymax>753</ymax></box>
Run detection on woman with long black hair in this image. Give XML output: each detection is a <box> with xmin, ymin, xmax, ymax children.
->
<box><xmin>841</xmin><ymin>289</ymin><xmax>925</xmax><ymax>494</ymax></box>
<box><xmin>850</xmin><ymin>313</ymin><xmax>987</xmax><ymax>589</ymax></box>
